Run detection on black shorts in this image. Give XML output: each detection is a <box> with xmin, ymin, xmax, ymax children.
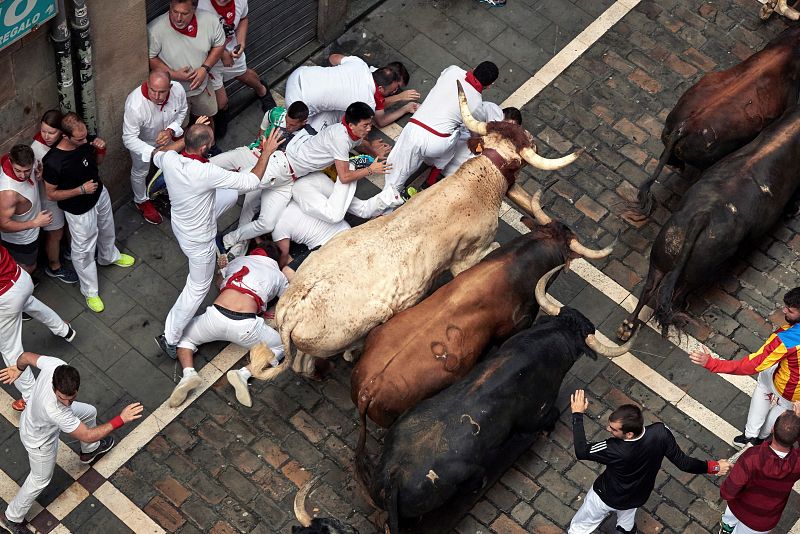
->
<box><xmin>288</xmin><ymin>244</ymin><xmax>320</xmax><ymax>271</ymax></box>
<box><xmin>1</xmin><ymin>239</ymin><xmax>38</xmax><ymax>266</ymax></box>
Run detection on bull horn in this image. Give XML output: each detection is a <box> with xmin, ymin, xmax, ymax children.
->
<box><xmin>528</xmin><ymin>188</ymin><xmax>553</xmax><ymax>225</ymax></box>
<box><xmin>519</xmin><ymin>146</ymin><xmax>581</xmax><ymax>171</ymax></box>
<box><xmin>505</xmin><ymin>184</ymin><xmax>536</xmax><ymax>218</ymax></box>
<box><xmin>293</xmin><ymin>477</ymin><xmax>319</xmax><ymax>528</ymax></box>
<box><xmin>534</xmin><ymin>265</ymin><xmax>563</xmax><ymax>316</ymax></box>
<box><xmin>568</xmin><ymin>235</ymin><xmax>615</xmax><ymax>260</ymax></box>
<box><xmin>777</xmin><ymin>0</ymin><xmax>800</xmax><ymax>20</ymax></box>
<box><xmin>456</xmin><ymin>80</ymin><xmax>487</xmax><ymax>135</ymax></box>
<box><xmin>585</xmin><ymin>329</ymin><xmax>638</xmax><ymax>358</ymax></box>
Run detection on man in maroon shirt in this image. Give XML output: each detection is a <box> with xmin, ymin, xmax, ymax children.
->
<box><xmin>719</xmin><ymin>410</ymin><xmax>800</xmax><ymax>533</ymax></box>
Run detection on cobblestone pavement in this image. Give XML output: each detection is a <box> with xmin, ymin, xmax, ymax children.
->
<box><xmin>1</xmin><ymin>0</ymin><xmax>799</xmax><ymax>533</ymax></box>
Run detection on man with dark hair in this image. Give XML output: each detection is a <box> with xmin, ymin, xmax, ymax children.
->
<box><xmin>1</xmin><ymin>145</ymin><xmax>52</xmax><ymax>274</ymax></box>
<box><xmin>0</xmin><ymin>352</ymin><xmax>142</xmax><ymax>534</ymax></box>
<box><xmin>568</xmin><ymin>389</ymin><xmax>729</xmax><ymax>533</ymax></box>
<box><xmin>258</xmin><ymin>101</ymin><xmax>312</xmax><ymax>150</ymax></box>
<box><xmin>691</xmin><ymin>287</ymin><xmax>800</xmax><ymax>447</ymax></box>
<box><xmin>285</xmin><ymin>53</ymin><xmax>418</xmax><ymax>132</ymax></box>
<box><xmin>169</xmin><ymin>244</ymin><xmax>289</xmax><ymax>408</ymax></box>
<box><xmin>379</xmin><ymin>60</ymin><xmax>499</xmax><ymax>209</ymax></box>
<box><xmin>0</xmin><ymin>243</ymin><xmax>75</xmax><ymax>412</ymax></box>
<box><xmin>153</xmin><ymin>121</ymin><xmax>281</xmax><ymax>359</ymax></box>
<box><xmin>219</xmin><ymin>101</ymin><xmax>392</xmax><ymax>256</ymax></box>
<box><xmin>719</xmin><ymin>411</ymin><xmax>800</xmax><ymax>533</ymax></box>
<box><xmin>441</xmin><ymin>101</ymin><xmax>518</xmax><ymax>177</ymax></box>
<box><xmin>43</xmin><ymin>113</ymin><xmax>135</xmax><ymax>313</ymax></box>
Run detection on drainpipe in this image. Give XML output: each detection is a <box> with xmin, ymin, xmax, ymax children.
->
<box><xmin>70</xmin><ymin>0</ymin><xmax>97</xmax><ymax>134</ymax></box>
<box><xmin>51</xmin><ymin>0</ymin><xmax>76</xmax><ymax>113</ymax></box>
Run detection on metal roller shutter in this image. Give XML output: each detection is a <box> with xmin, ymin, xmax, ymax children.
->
<box><xmin>146</xmin><ymin>1</ymin><xmax>319</xmax><ymax>101</ymax></box>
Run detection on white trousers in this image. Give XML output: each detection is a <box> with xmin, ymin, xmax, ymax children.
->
<box><xmin>569</xmin><ymin>486</ymin><xmax>637</xmax><ymax>534</ymax></box>
<box><xmin>6</xmin><ymin>401</ymin><xmax>98</xmax><ymax>523</ymax></box>
<box><xmin>129</xmin><ymin>152</ymin><xmax>151</xmax><ymax>204</ymax></box>
<box><xmin>721</xmin><ymin>506</ymin><xmax>770</xmax><ymax>534</ymax></box>
<box><xmin>744</xmin><ymin>366</ymin><xmax>793</xmax><ymax>440</ymax></box>
<box><xmin>0</xmin><ymin>270</ymin><xmax>68</xmax><ymax>400</ymax></box>
<box><xmin>165</xmin><ymin>189</ymin><xmax>237</xmax><ymax>345</ymax></box>
<box><xmin>380</xmin><ymin>122</ymin><xmax>459</xmax><ymax>204</ymax></box>
<box><xmin>64</xmin><ymin>188</ymin><xmax>121</xmax><ymax>298</ymax></box>
<box><xmin>442</xmin><ymin>141</ymin><xmax>476</xmax><ymax>176</ymax></box>
<box><xmin>177</xmin><ymin>305</ymin><xmax>283</xmax><ymax>360</ymax></box>
<box><xmin>292</xmin><ymin>172</ymin><xmax>387</xmax><ymax>223</ymax></box>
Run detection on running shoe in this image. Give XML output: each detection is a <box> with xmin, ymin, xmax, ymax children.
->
<box><xmin>79</xmin><ymin>436</ymin><xmax>115</xmax><ymax>464</ymax></box>
<box><xmin>113</xmin><ymin>254</ymin><xmax>135</xmax><ymax>268</ymax></box>
<box><xmin>350</xmin><ymin>154</ymin><xmax>375</xmax><ymax>170</ymax></box>
<box><xmin>226</xmin><ymin>369</ymin><xmax>252</xmax><ymax>407</ymax></box>
<box><xmin>155</xmin><ymin>334</ymin><xmax>178</xmax><ymax>360</ymax></box>
<box><xmin>168</xmin><ymin>371</ymin><xmax>202</xmax><ymax>408</ymax></box>
<box><xmin>86</xmin><ymin>296</ymin><xmax>105</xmax><ymax>313</ymax></box>
<box><xmin>135</xmin><ymin>200</ymin><xmax>163</xmax><ymax>225</ymax></box>
<box><xmin>11</xmin><ymin>398</ymin><xmax>25</xmax><ymax>412</ymax></box>
<box><xmin>62</xmin><ymin>325</ymin><xmax>77</xmax><ymax>343</ymax></box>
<box><xmin>45</xmin><ymin>266</ymin><xmax>79</xmax><ymax>284</ymax></box>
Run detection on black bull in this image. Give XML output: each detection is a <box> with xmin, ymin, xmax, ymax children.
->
<box><xmin>359</xmin><ymin>308</ymin><xmax>596</xmax><ymax>533</ymax></box>
<box><xmin>620</xmin><ymin>106</ymin><xmax>800</xmax><ymax>340</ymax></box>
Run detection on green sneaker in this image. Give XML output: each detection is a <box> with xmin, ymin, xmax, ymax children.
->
<box><xmin>86</xmin><ymin>296</ymin><xmax>105</xmax><ymax>313</ymax></box>
<box><xmin>113</xmin><ymin>254</ymin><xmax>135</xmax><ymax>268</ymax></box>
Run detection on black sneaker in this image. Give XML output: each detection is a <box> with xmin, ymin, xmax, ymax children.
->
<box><xmin>0</xmin><ymin>514</ymin><xmax>27</xmax><ymax>534</ymax></box>
<box><xmin>79</xmin><ymin>435</ymin><xmax>115</xmax><ymax>464</ymax></box>
<box><xmin>62</xmin><ymin>325</ymin><xmax>76</xmax><ymax>343</ymax></box>
<box><xmin>732</xmin><ymin>434</ymin><xmax>764</xmax><ymax>448</ymax></box>
<box><xmin>259</xmin><ymin>79</ymin><xmax>277</xmax><ymax>112</ymax></box>
<box><xmin>155</xmin><ymin>334</ymin><xmax>177</xmax><ymax>360</ymax></box>
<box><xmin>45</xmin><ymin>266</ymin><xmax>79</xmax><ymax>284</ymax></box>
<box><xmin>21</xmin><ymin>312</ymin><xmax>32</xmax><ymax>322</ymax></box>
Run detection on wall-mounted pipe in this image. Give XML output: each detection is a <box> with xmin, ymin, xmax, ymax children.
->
<box><xmin>70</xmin><ymin>0</ymin><xmax>97</xmax><ymax>134</ymax></box>
<box><xmin>51</xmin><ymin>0</ymin><xmax>76</xmax><ymax>113</ymax></box>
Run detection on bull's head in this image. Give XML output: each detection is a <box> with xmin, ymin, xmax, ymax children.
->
<box><xmin>292</xmin><ymin>478</ymin><xmax>359</xmax><ymax>534</ymax></box>
<box><xmin>534</xmin><ymin>265</ymin><xmax>638</xmax><ymax>357</ymax></box>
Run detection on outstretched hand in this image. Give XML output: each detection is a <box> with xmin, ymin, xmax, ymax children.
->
<box><xmin>571</xmin><ymin>389</ymin><xmax>589</xmax><ymax>414</ymax></box>
<box><xmin>260</xmin><ymin>128</ymin><xmax>284</xmax><ymax>156</ymax></box>
<box><xmin>689</xmin><ymin>349</ymin><xmax>711</xmax><ymax>367</ymax></box>
<box><xmin>120</xmin><ymin>402</ymin><xmax>144</xmax><ymax>423</ymax></box>
<box><xmin>0</xmin><ymin>366</ymin><xmax>22</xmax><ymax>385</ymax></box>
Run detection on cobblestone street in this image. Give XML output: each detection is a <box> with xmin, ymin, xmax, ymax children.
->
<box><xmin>1</xmin><ymin>0</ymin><xmax>799</xmax><ymax>532</ymax></box>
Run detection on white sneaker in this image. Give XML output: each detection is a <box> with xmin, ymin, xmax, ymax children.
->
<box><xmin>226</xmin><ymin>369</ymin><xmax>252</xmax><ymax>407</ymax></box>
<box><xmin>168</xmin><ymin>372</ymin><xmax>201</xmax><ymax>408</ymax></box>
<box><xmin>222</xmin><ymin>232</ymin><xmax>238</xmax><ymax>251</ymax></box>
<box><xmin>227</xmin><ymin>242</ymin><xmax>248</xmax><ymax>259</ymax></box>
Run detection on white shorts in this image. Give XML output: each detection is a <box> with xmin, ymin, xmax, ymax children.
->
<box><xmin>38</xmin><ymin>181</ymin><xmax>65</xmax><ymax>231</ymax></box>
<box><xmin>721</xmin><ymin>506</ymin><xmax>769</xmax><ymax>534</ymax></box>
<box><xmin>210</xmin><ymin>51</ymin><xmax>248</xmax><ymax>89</ymax></box>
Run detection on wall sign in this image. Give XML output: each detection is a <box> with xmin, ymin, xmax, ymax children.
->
<box><xmin>0</xmin><ymin>0</ymin><xmax>58</xmax><ymax>52</ymax></box>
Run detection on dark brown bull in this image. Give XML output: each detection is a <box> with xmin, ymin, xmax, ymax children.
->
<box><xmin>350</xmin><ymin>192</ymin><xmax>623</xmax><ymax>462</ymax></box>
<box><xmin>636</xmin><ymin>26</ymin><xmax>800</xmax><ymax>216</ymax></box>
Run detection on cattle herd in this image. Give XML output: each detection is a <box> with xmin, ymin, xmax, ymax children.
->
<box><xmin>280</xmin><ymin>28</ymin><xmax>800</xmax><ymax>534</ymax></box>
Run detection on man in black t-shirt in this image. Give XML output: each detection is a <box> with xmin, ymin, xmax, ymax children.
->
<box><xmin>43</xmin><ymin>113</ymin><xmax>136</xmax><ymax>313</ymax></box>
<box><xmin>568</xmin><ymin>390</ymin><xmax>730</xmax><ymax>533</ymax></box>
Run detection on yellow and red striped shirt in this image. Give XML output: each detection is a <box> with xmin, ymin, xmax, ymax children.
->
<box><xmin>705</xmin><ymin>324</ymin><xmax>800</xmax><ymax>401</ymax></box>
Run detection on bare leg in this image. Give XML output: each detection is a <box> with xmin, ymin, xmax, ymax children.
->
<box><xmin>235</xmin><ymin>69</ymin><xmax>266</xmax><ymax>96</ymax></box>
<box><xmin>45</xmin><ymin>228</ymin><xmax>64</xmax><ymax>271</ymax></box>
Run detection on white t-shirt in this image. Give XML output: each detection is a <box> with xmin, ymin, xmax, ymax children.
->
<box><xmin>289</xmin><ymin>56</ymin><xmax>376</xmax><ymax>115</ymax></box>
<box><xmin>284</xmin><ymin>123</ymin><xmax>360</xmax><ymax>178</ymax></box>
<box><xmin>122</xmin><ymin>81</ymin><xmax>188</xmax><ymax>162</ymax></box>
<box><xmin>411</xmin><ymin>65</ymin><xmax>484</xmax><ymax>134</ymax></box>
<box><xmin>196</xmin><ymin>0</ymin><xmax>248</xmax><ymax>52</ymax></box>
<box><xmin>219</xmin><ymin>255</ymin><xmax>288</xmax><ymax>312</ymax></box>
<box><xmin>272</xmin><ymin>201</ymin><xmax>350</xmax><ymax>250</ymax></box>
<box><xmin>147</xmin><ymin>11</ymin><xmax>226</xmax><ymax>96</ymax></box>
<box><xmin>153</xmin><ymin>150</ymin><xmax>262</xmax><ymax>244</ymax></box>
<box><xmin>19</xmin><ymin>356</ymin><xmax>82</xmax><ymax>449</ymax></box>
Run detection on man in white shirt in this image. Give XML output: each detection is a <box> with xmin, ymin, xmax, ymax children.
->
<box><xmin>272</xmin><ymin>200</ymin><xmax>350</xmax><ymax>272</ymax></box>
<box><xmin>219</xmin><ymin>102</ymin><xmax>391</xmax><ymax>253</ymax></box>
<box><xmin>154</xmin><ymin>123</ymin><xmax>282</xmax><ymax>358</ymax></box>
<box><xmin>379</xmin><ymin>61</ymin><xmax>499</xmax><ymax>209</ymax></box>
<box><xmin>0</xmin><ymin>353</ymin><xmax>143</xmax><ymax>533</ymax></box>
<box><xmin>170</xmin><ymin>243</ymin><xmax>289</xmax><ymax>408</ymax></box>
<box><xmin>123</xmin><ymin>70</ymin><xmax>188</xmax><ymax>225</ymax></box>
<box><xmin>285</xmin><ymin>55</ymin><xmax>417</xmax><ymax>133</ymax></box>
<box><xmin>147</xmin><ymin>0</ymin><xmax>225</xmax><ymax>119</ymax></box>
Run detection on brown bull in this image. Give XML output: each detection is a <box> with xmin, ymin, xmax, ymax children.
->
<box><xmin>636</xmin><ymin>25</ymin><xmax>800</xmax><ymax>216</ymax></box>
<box><xmin>350</xmin><ymin>192</ymin><xmax>622</xmax><ymax>459</ymax></box>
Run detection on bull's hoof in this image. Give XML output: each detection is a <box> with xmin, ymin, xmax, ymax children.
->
<box><xmin>616</xmin><ymin>319</ymin><xmax>635</xmax><ymax>342</ymax></box>
<box><xmin>306</xmin><ymin>358</ymin><xmax>335</xmax><ymax>382</ymax></box>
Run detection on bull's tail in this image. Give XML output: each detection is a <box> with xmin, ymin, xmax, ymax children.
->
<box><xmin>257</xmin><ymin>315</ymin><xmax>296</xmax><ymax>383</ymax></box>
<box><xmin>355</xmin><ymin>401</ymin><xmax>372</xmax><ymax>490</ymax></box>
<box><xmin>652</xmin><ymin>212</ymin><xmax>710</xmax><ymax>335</ymax></box>
<box><xmin>633</xmin><ymin>130</ymin><xmax>680</xmax><ymax>218</ymax></box>
<box><xmin>387</xmin><ymin>480</ymin><xmax>400</xmax><ymax>534</ymax></box>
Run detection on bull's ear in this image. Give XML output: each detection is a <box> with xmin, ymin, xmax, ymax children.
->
<box><xmin>583</xmin><ymin>347</ymin><xmax>598</xmax><ymax>360</ymax></box>
<box><xmin>520</xmin><ymin>216</ymin><xmax>537</xmax><ymax>230</ymax></box>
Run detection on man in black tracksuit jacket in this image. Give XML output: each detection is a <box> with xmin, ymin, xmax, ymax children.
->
<box><xmin>568</xmin><ymin>389</ymin><xmax>730</xmax><ymax>533</ymax></box>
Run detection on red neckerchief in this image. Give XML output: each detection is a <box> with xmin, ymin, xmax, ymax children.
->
<box><xmin>465</xmin><ymin>70</ymin><xmax>484</xmax><ymax>93</ymax></box>
<box><xmin>373</xmin><ymin>83</ymin><xmax>386</xmax><ymax>111</ymax></box>
<box><xmin>248</xmin><ymin>248</ymin><xmax>268</xmax><ymax>258</ymax></box>
<box><xmin>210</xmin><ymin>0</ymin><xmax>235</xmax><ymax>26</ymax></box>
<box><xmin>1</xmin><ymin>154</ymin><xmax>32</xmax><ymax>184</ymax></box>
<box><xmin>222</xmin><ymin>266</ymin><xmax>265</xmax><ymax>310</ymax></box>
<box><xmin>341</xmin><ymin>117</ymin><xmax>360</xmax><ymax>141</ymax></box>
<box><xmin>33</xmin><ymin>132</ymin><xmax>47</xmax><ymax>145</ymax></box>
<box><xmin>141</xmin><ymin>82</ymin><xmax>170</xmax><ymax>111</ymax></box>
<box><xmin>170</xmin><ymin>15</ymin><xmax>198</xmax><ymax>37</ymax></box>
<box><xmin>181</xmin><ymin>150</ymin><xmax>208</xmax><ymax>163</ymax></box>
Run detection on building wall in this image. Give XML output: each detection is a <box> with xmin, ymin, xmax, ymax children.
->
<box><xmin>0</xmin><ymin>0</ymin><xmax>149</xmax><ymax>205</ymax></box>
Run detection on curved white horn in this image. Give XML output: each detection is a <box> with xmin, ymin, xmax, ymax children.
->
<box><xmin>569</xmin><ymin>238</ymin><xmax>614</xmax><ymax>260</ymax></box>
<box><xmin>293</xmin><ymin>477</ymin><xmax>319</xmax><ymax>528</ymax></box>
<box><xmin>506</xmin><ymin>184</ymin><xmax>537</xmax><ymax>218</ymax></box>
<box><xmin>520</xmin><ymin>146</ymin><xmax>581</xmax><ymax>171</ymax></box>
<box><xmin>528</xmin><ymin>188</ymin><xmax>553</xmax><ymax>225</ymax></box>
<box><xmin>457</xmin><ymin>80</ymin><xmax>487</xmax><ymax>135</ymax></box>
<box><xmin>534</xmin><ymin>265</ymin><xmax>563</xmax><ymax>316</ymax></box>
<box><xmin>585</xmin><ymin>329</ymin><xmax>638</xmax><ymax>358</ymax></box>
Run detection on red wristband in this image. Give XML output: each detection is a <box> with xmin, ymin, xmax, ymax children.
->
<box><xmin>110</xmin><ymin>415</ymin><xmax>124</xmax><ymax>430</ymax></box>
<box><xmin>707</xmin><ymin>460</ymin><xmax>720</xmax><ymax>474</ymax></box>
<box><xmin>95</xmin><ymin>146</ymin><xmax>107</xmax><ymax>155</ymax></box>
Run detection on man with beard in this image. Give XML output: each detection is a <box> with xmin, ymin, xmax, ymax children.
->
<box><xmin>690</xmin><ymin>287</ymin><xmax>800</xmax><ymax>448</ymax></box>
